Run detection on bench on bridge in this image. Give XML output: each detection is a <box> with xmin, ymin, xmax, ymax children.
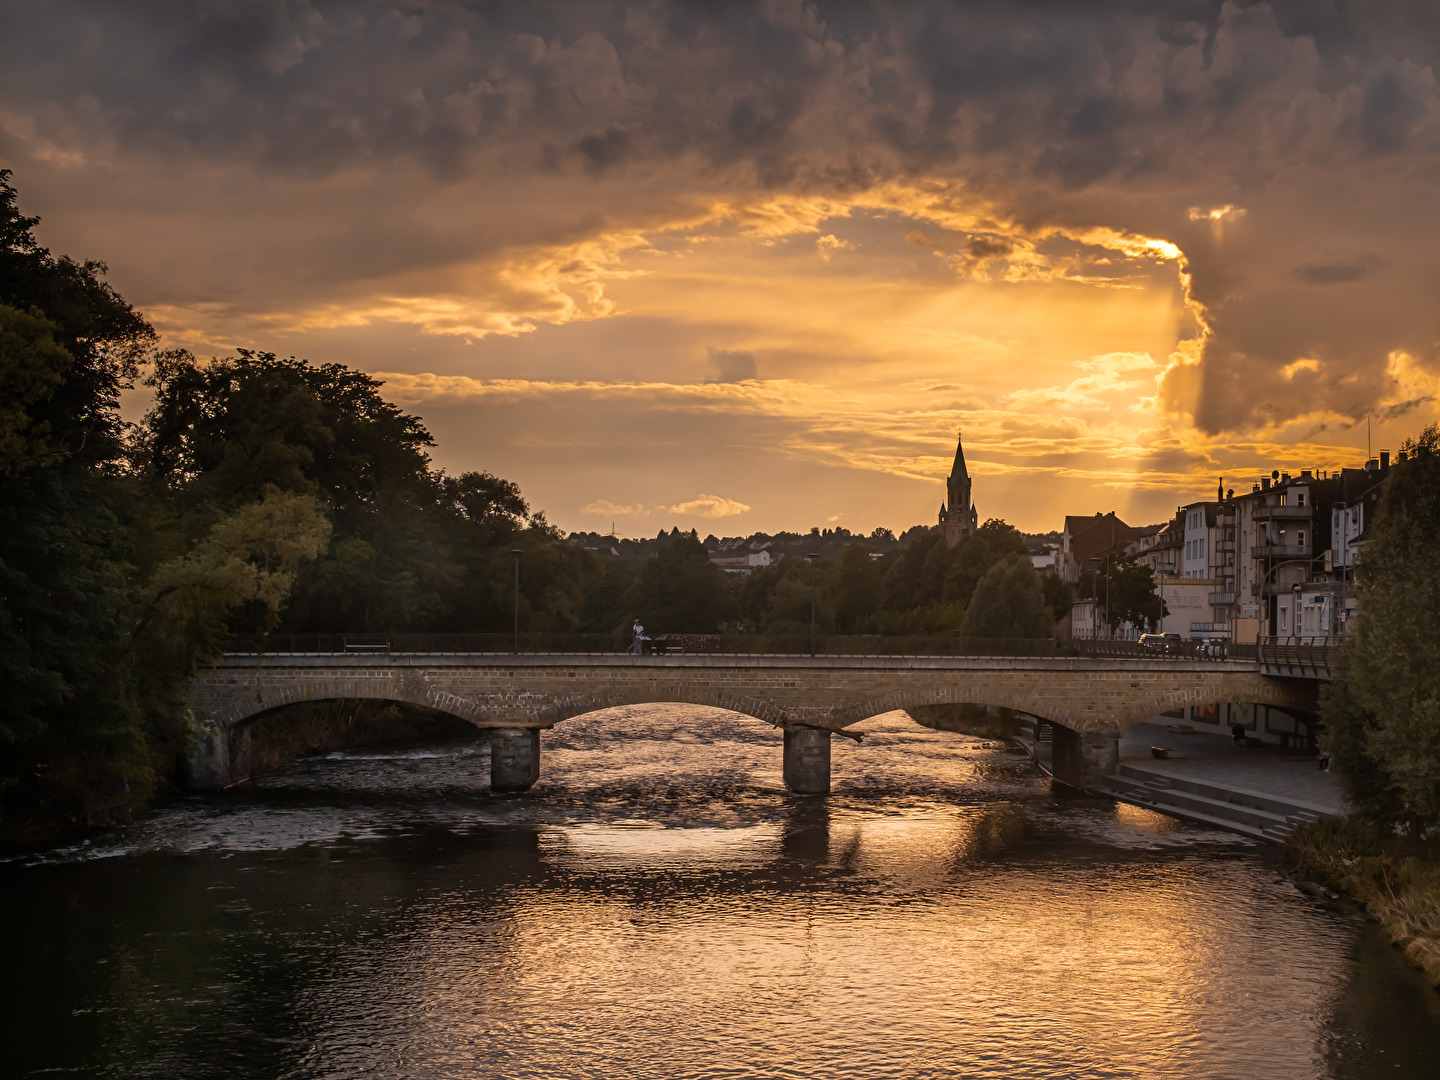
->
<box><xmin>342</xmin><ymin>635</ymin><xmax>391</xmax><ymax>653</ymax></box>
<box><xmin>645</xmin><ymin>634</ymin><xmax>720</xmax><ymax>655</ymax></box>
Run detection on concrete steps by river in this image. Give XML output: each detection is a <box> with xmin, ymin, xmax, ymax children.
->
<box><xmin>1095</xmin><ymin>765</ymin><xmax>1328</xmax><ymax>842</ymax></box>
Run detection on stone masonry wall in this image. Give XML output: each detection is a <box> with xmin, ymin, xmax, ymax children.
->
<box><xmin>191</xmin><ymin>654</ymin><xmax>1314</xmax><ymax>738</ymax></box>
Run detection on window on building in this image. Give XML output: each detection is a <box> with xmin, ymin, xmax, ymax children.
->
<box><xmin>1299</xmin><ymin>532</ymin><xmax>1305</xmax><ymax>547</ymax></box>
<box><xmin>1297</xmin><ymin>493</ymin><xmax>1305</xmax><ymax>506</ymax></box>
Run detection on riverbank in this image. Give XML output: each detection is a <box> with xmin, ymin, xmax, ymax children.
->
<box><xmin>1286</xmin><ymin>817</ymin><xmax>1440</xmax><ymax>987</ymax></box>
<box><xmin>248</xmin><ymin>700</ymin><xmax>476</xmax><ymax>774</ymax></box>
<box><xmin>907</xmin><ymin>702</ymin><xmax>1025</xmax><ymax>740</ymax></box>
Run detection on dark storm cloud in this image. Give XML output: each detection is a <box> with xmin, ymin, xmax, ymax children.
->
<box><xmin>1291</xmin><ymin>256</ymin><xmax>1385</xmax><ymax>285</ymax></box>
<box><xmin>8</xmin><ymin>0</ymin><xmax>1422</xmax><ymax>181</ymax></box>
<box><xmin>6</xmin><ymin>1</ymin><xmax>1440</xmax><ymax>432</ymax></box>
<box><xmin>706</xmin><ymin>346</ymin><xmax>759</xmax><ymax>382</ymax></box>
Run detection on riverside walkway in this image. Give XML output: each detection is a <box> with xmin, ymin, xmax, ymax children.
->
<box><xmin>187</xmin><ymin>645</ymin><xmax>1316</xmax><ymax>797</ymax></box>
<box><xmin>1096</xmin><ymin>722</ymin><xmax>1344</xmax><ymax>841</ymax></box>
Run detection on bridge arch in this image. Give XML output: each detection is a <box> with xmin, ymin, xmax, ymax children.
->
<box><xmin>830</xmin><ymin>676</ymin><xmax>1312</xmax><ymax>736</ymax></box>
<box><xmin>194</xmin><ymin>670</ymin><xmax>490</xmax><ymax>732</ymax></box>
<box><xmin>534</xmin><ymin>687</ymin><xmax>787</xmax><ymax>729</ymax></box>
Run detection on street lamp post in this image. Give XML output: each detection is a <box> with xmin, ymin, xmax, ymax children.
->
<box><xmin>510</xmin><ymin>549</ymin><xmax>523</xmax><ymax>653</ymax></box>
<box><xmin>807</xmin><ymin>552</ymin><xmax>820</xmax><ymax>657</ymax></box>
<box><xmin>1158</xmin><ymin>562</ymin><xmax>1176</xmax><ymax>634</ymax></box>
<box><xmin>1104</xmin><ymin>560</ymin><xmax>1112</xmax><ymax>640</ymax></box>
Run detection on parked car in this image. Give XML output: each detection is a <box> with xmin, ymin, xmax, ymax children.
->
<box><xmin>1139</xmin><ymin>632</ymin><xmax>1184</xmax><ymax>655</ymax></box>
<box><xmin>1200</xmin><ymin>637</ymin><xmax>1228</xmax><ymax>659</ymax></box>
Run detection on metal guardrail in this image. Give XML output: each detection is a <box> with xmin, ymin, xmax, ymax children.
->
<box><xmin>227</xmin><ymin>633</ymin><xmax>1252</xmax><ymax>660</ymax></box>
<box><xmin>1073</xmin><ymin>639</ymin><xmax>1243</xmax><ymax>661</ymax></box>
<box><xmin>237</xmin><ymin>633</ymin><xmax>1065</xmax><ymax>657</ymax></box>
<box><xmin>1257</xmin><ymin>636</ymin><xmax>1337</xmax><ymax>679</ymax></box>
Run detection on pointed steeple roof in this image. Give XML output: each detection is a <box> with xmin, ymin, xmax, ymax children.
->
<box><xmin>949</xmin><ymin>428</ymin><xmax>969</xmax><ymax>481</ymax></box>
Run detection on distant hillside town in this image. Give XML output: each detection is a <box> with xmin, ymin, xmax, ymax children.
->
<box><xmin>570</xmin><ymin>428</ymin><xmax>1395</xmax><ymax>646</ymax></box>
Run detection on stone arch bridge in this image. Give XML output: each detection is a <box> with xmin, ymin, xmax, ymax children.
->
<box><xmin>186</xmin><ymin>652</ymin><xmax>1315</xmax><ymax>795</ymax></box>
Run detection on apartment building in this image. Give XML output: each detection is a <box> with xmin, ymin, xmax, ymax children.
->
<box><xmin>1227</xmin><ymin>467</ymin><xmax>1332</xmax><ymax>642</ymax></box>
<box><xmin>1331</xmin><ymin>455</ymin><xmax>1391</xmax><ymax>573</ymax></box>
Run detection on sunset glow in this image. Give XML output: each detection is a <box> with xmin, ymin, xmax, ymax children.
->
<box><xmin>7</xmin><ymin>2</ymin><xmax>1438</xmax><ymax>534</ymax></box>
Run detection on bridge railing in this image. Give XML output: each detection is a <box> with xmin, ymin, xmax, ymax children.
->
<box><xmin>235</xmin><ymin>632</ymin><xmax>1065</xmax><ymax>656</ymax></box>
<box><xmin>1073</xmin><ymin>639</ymin><xmax>1242</xmax><ymax>661</ymax></box>
<box><xmin>1257</xmin><ymin>636</ymin><xmax>1338</xmax><ymax>679</ymax></box>
<box><xmin>228</xmin><ymin>633</ymin><xmax>1245</xmax><ymax>660</ymax></box>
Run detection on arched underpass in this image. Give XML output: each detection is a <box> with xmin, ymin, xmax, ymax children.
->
<box><xmin>187</xmin><ymin>652</ymin><xmax>1315</xmax><ymax>794</ymax></box>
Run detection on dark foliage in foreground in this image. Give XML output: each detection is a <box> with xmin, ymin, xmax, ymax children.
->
<box><xmin>0</xmin><ymin>173</ymin><xmax>1063</xmax><ymax>842</ymax></box>
<box><xmin>1321</xmin><ymin>424</ymin><xmax>1440</xmax><ymax>835</ymax></box>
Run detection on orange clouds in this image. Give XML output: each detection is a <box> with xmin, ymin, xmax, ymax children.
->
<box><xmin>10</xmin><ymin>1</ymin><xmax>1440</xmax><ymax>532</ymax></box>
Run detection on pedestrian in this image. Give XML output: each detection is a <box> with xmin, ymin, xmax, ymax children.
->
<box><xmin>631</xmin><ymin>618</ymin><xmax>647</xmax><ymax>656</ymax></box>
<box><xmin>1231</xmin><ymin>721</ymin><xmax>1246</xmax><ymax>747</ymax></box>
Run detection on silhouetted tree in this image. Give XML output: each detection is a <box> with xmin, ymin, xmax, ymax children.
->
<box><xmin>1322</xmin><ymin>424</ymin><xmax>1440</xmax><ymax>834</ymax></box>
<box><xmin>957</xmin><ymin>556</ymin><xmax>1055</xmax><ymax>639</ymax></box>
<box><xmin>1078</xmin><ymin>552</ymin><xmax>1164</xmax><ymax>633</ymax></box>
<box><xmin>832</xmin><ymin>543</ymin><xmax>883</xmax><ymax>632</ymax></box>
<box><xmin>624</xmin><ymin>533</ymin><xmax>733</xmax><ymax>633</ymax></box>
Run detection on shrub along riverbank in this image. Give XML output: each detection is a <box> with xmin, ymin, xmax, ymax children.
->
<box><xmin>1286</xmin><ymin>818</ymin><xmax>1440</xmax><ymax>987</ymax></box>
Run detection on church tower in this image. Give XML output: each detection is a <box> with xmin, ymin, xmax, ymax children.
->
<box><xmin>937</xmin><ymin>429</ymin><xmax>978</xmax><ymax>548</ymax></box>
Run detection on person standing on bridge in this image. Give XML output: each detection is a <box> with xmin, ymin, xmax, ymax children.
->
<box><xmin>631</xmin><ymin>618</ymin><xmax>648</xmax><ymax>656</ymax></box>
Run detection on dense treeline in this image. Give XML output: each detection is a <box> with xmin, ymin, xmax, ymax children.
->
<box><xmin>0</xmin><ymin>174</ymin><xmax>1064</xmax><ymax>841</ymax></box>
<box><xmin>1322</xmin><ymin>423</ymin><xmax>1440</xmax><ymax>836</ymax></box>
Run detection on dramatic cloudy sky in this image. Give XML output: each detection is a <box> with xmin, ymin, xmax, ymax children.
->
<box><xmin>6</xmin><ymin>1</ymin><xmax>1440</xmax><ymax>535</ymax></box>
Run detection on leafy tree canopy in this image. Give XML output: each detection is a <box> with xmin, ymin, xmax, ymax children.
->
<box><xmin>1078</xmin><ymin>551</ymin><xmax>1164</xmax><ymax>633</ymax></box>
<box><xmin>958</xmin><ymin>556</ymin><xmax>1055</xmax><ymax>640</ymax></box>
<box><xmin>1322</xmin><ymin>423</ymin><xmax>1440</xmax><ymax>833</ymax></box>
<box><xmin>625</xmin><ymin>533</ymin><xmax>733</xmax><ymax>633</ymax></box>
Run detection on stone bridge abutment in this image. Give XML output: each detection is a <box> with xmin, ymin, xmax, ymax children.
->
<box><xmin>185</xmin><ymin>653</ymin><xmax>1315</xmax><ymax>794</ymax></box>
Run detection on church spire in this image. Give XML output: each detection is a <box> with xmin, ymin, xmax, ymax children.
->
<box><xmin>939</xmin><ymin>428</ymin><xmax>976</xmax><ymax>548</ymax></box>
<box><xmin>949</xmin><ymin>427</ymin><xmax>969</xmax><ymax>481</ymax></box>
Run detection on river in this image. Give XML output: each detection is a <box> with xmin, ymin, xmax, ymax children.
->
<box><xmin>4</xmin><ymin>707</ymin><xmax>1438</xmax><ymax>1079</ymax></box>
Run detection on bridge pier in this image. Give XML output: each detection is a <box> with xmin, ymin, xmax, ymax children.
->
<box><xmin>1050</xmin><ymin>724</ymin><xmax>1119</xmax><ymax>792</ymax></box>
<box><xmin>783</xmin><ymin>726</ymin><xmax>831</xmax><ymax>794</ymax></box>
<box><xmin>490</xmin><ymin>728</ymin><xmax>541</xmax><ymax>792</ymax></box>
<box><xmin>181</xmin><ymin>724</ymin><xmax>251</xmax><ymax>791</ymax></box>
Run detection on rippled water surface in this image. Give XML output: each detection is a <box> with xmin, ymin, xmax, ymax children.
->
<box><xmin>5</xmin><ymin>707</ymin><xmax>1438</xmax><ymax>1079</ymax></box>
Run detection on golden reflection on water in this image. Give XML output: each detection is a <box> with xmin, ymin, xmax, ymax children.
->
<box><xmin>305</xmin><ymin>804</ymin><xmax>1347</xmax><ymax>1080</ymax></box>
<box><xmin>1114</xmin><ymin>800</ymin><xmax>1190</xmax><ymax>835</ymax></box>
<box><xmin>11</xmin><ymin>704</ymin><xmax>1440</xmax><ymax>1080</ymax></box>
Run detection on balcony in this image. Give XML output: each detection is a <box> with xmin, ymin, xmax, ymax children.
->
<box><xmin>1252</xmin><ymin>543</ymin><xmax>1311</xmax><ymax>559</ymax></box>
<box><xmin>1208</xmin><ymin>591</ymin><xmax>1237</xmax><ymax>605</ymax></box>
<box><xmin>1252</xmin><ymin>504</ymin><xmax>1313</xmax><ymax>520</ymax></box>
<box><xmin>1215</xmin><ymin>540</ymin><xmax>1236</xmax><ymax>553</ymax></box>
